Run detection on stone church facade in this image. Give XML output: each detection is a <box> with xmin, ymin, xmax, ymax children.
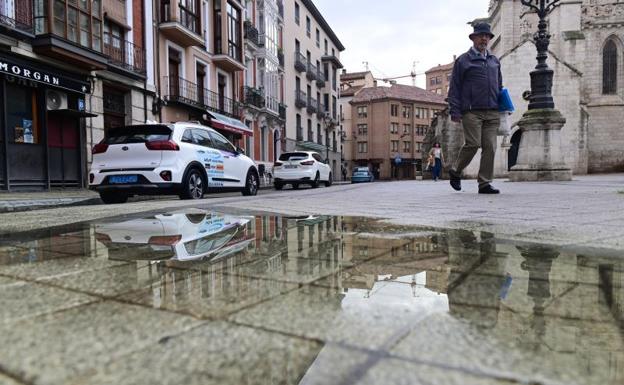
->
<box><xmin>456</xmin><ymin>0</ymin><xmax>624</xmax><ymax>178</ymax></box>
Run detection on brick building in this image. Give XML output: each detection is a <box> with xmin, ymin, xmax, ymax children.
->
<box><xmin>425</xmin><ymin>59</ymin><xmax>454</xmax><ymax>96</ymax></box>
<box><xmin>349</xmin><ymin>84</ymin><xmax>446</xmax><ymax>180</ymax></box>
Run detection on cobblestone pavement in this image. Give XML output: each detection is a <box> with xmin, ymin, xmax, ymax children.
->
<box><xmin>0</xmin><ymin>175</ymin><xmax>623</xmax><ymax>384</ymax></box>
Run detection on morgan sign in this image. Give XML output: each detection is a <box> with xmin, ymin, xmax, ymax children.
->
<box><xmin>0</xmin><ymin>56</ymin><xmax>91</xmax><ymax>94</ymax></box>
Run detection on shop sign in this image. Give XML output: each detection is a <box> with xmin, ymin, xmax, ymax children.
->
<box><xmin>0</xmin><ymin>57</ymin><xmax>91</xmax><ymax>94</ymax></box>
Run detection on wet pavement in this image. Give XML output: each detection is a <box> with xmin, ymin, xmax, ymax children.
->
<box><xmin>0</xmin><ymin>209</ymin><xmax>623</xmax><ymax>385</ymax></box>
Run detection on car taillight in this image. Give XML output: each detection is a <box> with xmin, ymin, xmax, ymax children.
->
<box><xmin>274</xmin><ymin>161</ymin><xmax>283</xmax><ymax>167</ymax></box>
<box><xmin>145</xmin><ymin>140</ymin><xmax>179</xmax><ymax>151</ymax></box>
<box><xmin>300</xmin><ymin>160</ymin><xmax>314</xmax><ymax>166</ymax></box>
<box><xmin>92</xmin><ymin>142</ymin><xmax>108</xmax><ymax>154</ymax></box>
<box><xmin>148</xmin><ymin>235</ymin><xmax>182</xmax><ymax>245</ymax></box>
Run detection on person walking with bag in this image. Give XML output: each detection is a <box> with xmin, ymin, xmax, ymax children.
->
<box><xmin>447</xmin><ymin>23</ymin><xmax>503</xmax><ymax>194</ymax></box>
<box><xmin>429</xmin><ymin>142</ymin><xmax>444</xmax><ymax>181</ymax></box>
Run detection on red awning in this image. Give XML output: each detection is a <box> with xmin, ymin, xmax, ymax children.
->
<box><xmin>206</xmin><ymin>111</ymin><xmax>253</xmax><ymax>136</ymax></box>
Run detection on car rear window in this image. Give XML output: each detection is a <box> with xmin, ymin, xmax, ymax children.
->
<box><xmin>279</xmin><ymin>152</ymin><xmax>309</xmax><ymax>161</ymax></box>
<box><xmin>105</xmin><ymin>125</ymin><xmax>172</xmax><ymax>144</ymax></box>
<box><xmin>354</xmin><ymin>167</ymin><xmax>369</xmax><ymax>172</ymax></box>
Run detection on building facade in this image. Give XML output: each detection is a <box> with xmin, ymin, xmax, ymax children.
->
<box><xmin>349</xmin><ymin>84</ymin><xmax>446</xmax><ymax>180</ymax></box>
<box><xmin>425</xmin><ymin>59</ymin><xmax>454</xmax><ymax>96</ymax></box>
<box><xmin>283</xmin><ymin>0</ymin><xmax>344</xmax><ymax>180</ymax></box>
<box><xmin>338</xmin><ymin>70</ymin><xmax>376</xmax><ymax>178</ymax></box>
<box><xmin>240</xmin><ymin>0</ymin><xmax>285</xmax><ymax>181</ymax></box>
<box><xmin>0</xmin><ymin>0</ymin><xmax>155</xmax><ymax>190</ymax></box>
<box><xmin>482</xmin><ymin>0</ymin><xmax>624</xmax><ymax>176</ymax></box>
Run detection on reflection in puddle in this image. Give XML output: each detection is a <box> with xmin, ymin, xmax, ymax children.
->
<box><xmin>0</xmin><ymin>211</ymin><xmax>623</xmax><ymax>384</ymax></box>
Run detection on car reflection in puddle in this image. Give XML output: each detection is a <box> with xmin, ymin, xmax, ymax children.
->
<box><xmin>0</xmin><ymin>213</ymin><xmax>622</xmax><ymax>385</ymax></box>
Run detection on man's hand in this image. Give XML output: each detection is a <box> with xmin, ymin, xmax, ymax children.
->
<box><xmin>451</xmin><ymin>115</ymin><xmax>462</xmax><ymax>123</ymax></box>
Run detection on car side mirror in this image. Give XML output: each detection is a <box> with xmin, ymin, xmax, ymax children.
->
<box><xmin>236</xmin><ymin>146</ymin><xmax>245</xmax><ymax>155</ymax></box>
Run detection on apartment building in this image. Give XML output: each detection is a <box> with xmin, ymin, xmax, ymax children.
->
<box><xmin>0</xmin><ymin>0</ymin><xmax>155</xmax><ymax>190</ymax></box>
<box><xmin>240</xmin><ymin>0</ymin><xmax>285</xmax><ymax>175</ymax></box>
<box><xmin>283</xmin><ymin>0</ymin><xmax>344</xmax><ymax>179</ymax></box>
<box><xmin>157</xmin><ymin>0</ymin><xmax>251</xmax><ymax>147</ymax></box>
<box><xmin>338</xmin><ymin>70</ymin><xmax>376</xmax><ymax>177</ymax></box>
<box><xmin>349</xmin><ymin>84</ymin><xmax>446</xmax><ymax>180</ymax></box>
<box><xmin>425</xmin><ymin>58</ymin><xmax>454</xmax><ymax>96</ymax></box>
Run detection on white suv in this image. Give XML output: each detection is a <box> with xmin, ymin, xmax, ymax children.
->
<box><xmin>273</xmin><ymin>151</ymin><xmax>332</xmax><ymax>189</ymax></box>
<box><xmin>89</xmin><ymin>122</ymin><xmax>259</xmax><ymax>204</ymax></box>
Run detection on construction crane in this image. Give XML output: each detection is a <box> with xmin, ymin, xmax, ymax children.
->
<box><xmin>377</xmin><ymin>61</ymin><xmax>422</xmax><ymax>87</ymax></box>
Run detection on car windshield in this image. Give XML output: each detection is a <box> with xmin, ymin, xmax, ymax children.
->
<box><xmin>279</xmin><ymin>152</ymin><xmax>309</xmax><ymax>161</ymax></box>
<box><xmin>105</xmin><ymin>125</ymin><xmax>172</xmax><ymax>144</ymax></box>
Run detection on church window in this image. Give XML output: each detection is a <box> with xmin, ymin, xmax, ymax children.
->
<box><xmin>603</xmin><ymin>40</ymin><xmax>617</xmax><ymax>95</ymax></box>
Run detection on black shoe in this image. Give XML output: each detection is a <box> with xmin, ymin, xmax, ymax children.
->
<box><xmin>449</xmin><ymin>169</ymin><xmax>461</xmax><ymax>191</ymax></box>
<box><xmin>478</xmin><ymin>185</ymin><xmax>500</xmax><ymax>194</ymax></box>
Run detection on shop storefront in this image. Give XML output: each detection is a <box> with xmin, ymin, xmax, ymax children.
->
<box><xmin>0</xmin><ymin>54</ymin><xmax>95</xmax><ymax>190</ymax></box>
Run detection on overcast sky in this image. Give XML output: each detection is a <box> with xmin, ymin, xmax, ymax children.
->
<box><xmin>313</xmin><ymin>0</ymin><xmax>490</xmax><ymax>88</ymax></box>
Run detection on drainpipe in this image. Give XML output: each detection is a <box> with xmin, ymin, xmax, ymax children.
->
<box><xmin>154</xmin><ymin>0</ymin><xmax>162</xmax><ymax>122</ymax></box>
<box><xmin>142</xmin><ymin>0</ymin><xmax>148</xmax><ymax>122</ymax></box>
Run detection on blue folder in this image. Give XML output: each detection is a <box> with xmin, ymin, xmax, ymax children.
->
<box><xmin>498</xmin><ymin>88</ymin><xmax>515</xmax><ymax>112</ymax></box>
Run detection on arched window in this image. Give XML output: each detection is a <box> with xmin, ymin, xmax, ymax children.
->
<box><xmin>603</xmin><ymin>40</ymin><xmax>618</xmax><ymax>94</ymax></box>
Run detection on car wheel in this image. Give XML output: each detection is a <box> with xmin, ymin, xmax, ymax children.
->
<box><xmin>325</xmin><ymin>172</ymin><xmax>333</xmax><ymax>187</ymax></box>
<box><xmin>292</xmin><ymin>183</ymin><xmax>299</xmax><ymax>190</ymax></box>
<box><xmin>99</xmin><ymin>191</ymin><xmax>128</xmax><ymax>204</ymax></box>
<box><xmin>242</xmin><ymin>170</ymin><xmax>259</xmax><ymax>196</ymax></box>
<box><xmin>311</xmin><ymin>172</ymin><xmax>320</xmax><ymax>188</ymax></box>
<box><xmin>179</xmin><ymin>168</ymin><xmax>205</xmax><ymax>200</ymax></box>
<box><xmin>274</xmin><ymin>182</ymin><xmax>283</xmax><ymax>190</ymax></box>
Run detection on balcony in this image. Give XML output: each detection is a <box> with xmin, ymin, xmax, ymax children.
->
<box><xmin>264</xmin><ymin>95</ymin><xmax>280</xmax><ymax>114</ymax></box>
<box><xmin>163</xmin><ymin>76</ymin><xmax>242</xmax><ymax>118</ymax></box>
<box><xmin>243</xmin><ymin>86</ymin><xmax>265</xmax><ymax>109</ymax></box>
<box><xmin>316</xmin><ymin>103</ymin><xmax>325</xmax><ymax>119</ymax></box>
<box><xmin>0</xmin><ymin>0</ymin><xmax>33</xmax><ymax>38</ymax></box>
<box><xmin>316</xmin><ymin>71</ymin><xmax>326</xmax><ymax>88</ymax></box>
<box><xmin>295</xmin><ymin>90</ymin><xmax>306</xmax><ymax>109</ymax></box>
<box><xmin>307</xmin><ymin>97</ymin><xmax>317</xmax><ymax>114</ymax></box>
<box><xmin>159</xmin><ymin>3</ymin><xmax>204</xmax><ymax>47</ymax></box>
<box><xmin>294</xmin><ymin>52</ymin><xmax>306</xmax><ymax>73</ymax></box>
<box><xmin>306</xmin><ymin>63</ymin><xmax>317</xmax><ymax>81</ymax></box>
<box><xmin>244</xmin><ymin>20</ymin><xmax>259</xmax><ymax>47</ymax></box>
<box><xmin>279</xmin><ymin>103</ymin><xmax>287</xmax><ymax>119</ymax></box>
<box><xmin>103</xmin><ymin>33</ymin><xmax>146</xmax><ymax>77</ymax></box>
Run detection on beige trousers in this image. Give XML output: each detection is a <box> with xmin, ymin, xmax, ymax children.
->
<box><xmin>453</xmin><ymin>110</ymin><xmax>499</xmax><ymax>188</ymax></box>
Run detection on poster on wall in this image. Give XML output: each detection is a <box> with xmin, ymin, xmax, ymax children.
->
<box><xmin>23</xmin><ymin>119</ymin><xmax>33</xmax><ymax>143</ymax></box>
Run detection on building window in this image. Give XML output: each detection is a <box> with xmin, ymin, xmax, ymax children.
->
<box><xmin>390</xmin><ymin>122</ymin><xmax>399</xmax><ymax>134</ymax></box>
<box><xmin>226</xmin><ymin>2</ymin><xmax>241</xmax><ymax>61</ymax></box>
<box><xmin>316</xmin><ymin>28</ymin><xmax>320</xmax><ymax>47</ymax></box>
<box><xmin>357</xmin><ymin>106</ymin><xmax>367</xmax><ymax>118</ymax></box>
<box><xmin>358</xmin><ymin>142</ymin><xmax>368</xmax><ymax>153</ymax></box>
<box><xmin>296</xmin><ymin>114</ymin><xmax>302</xmax><ymax>140</ymax></box>
<box><xmin>317</xmin><ymin>123</ymin><xmax>322</xmax><ymax>144</ymax></box>
<box><xmin>324</xmin><ymin>39</ymin><xmax>328</xmax><ymax>54</ymax></box>
<box><xmin>402</xmin><ymin>106</ymin><xmax>410</xmax><ymax>118</ymax></box>
<box><xmin>416</xmin><ymin>125</ymin><xmax>428</xmax><ymax>136</ymax></box>
<box><xmin>307</xmin><ymin>118</ymin><xmax>312</xmax><ymax>141</ymax></box>
<box><xmin>50</xmin><ymin>0</ymin><xmax>102</xmax><ymax>51</ymax></box>
<box><xmin>179</xmin><ymin>0</ymin><xmax>200</xmax><ymax>34</ymax></box>
<box><xmin>403</xmin><ymin>124</ymin><xmax>411</xmax><ymax>134</ymax></box>
<box><xmin>294</xmin><ymin>2</ymin><xmax>299</xmax><ymax>25</ymax></box>
<box><xmin>403</xmin><ymin>141</ymin><xmax>410</xmax><ymax>152</ymax></box>
<box><xmin>391</xmin><ymin>140</ymin><xmax>399</xmax><ymax>152</ymax></box>
<box><xmin>390</xmin><ymin>104</ymin><xmax>398</xmax><ymax>117</ymax></box>
<box><xmin>415</xmin><ymin>107</ymin><xmax>429</xmax><ymax>119</ymax></box>
<box><xmin>305</xmin><ymin>16</ymin><xmax>310</xmax><ymax>37</ymax></box>
<box><xmin>6</xmin><ymin>83</ymin><xmax>40</xmax><ymax>145</ymax></box>
<box><xmin>357</xmin><ymin>124</ymin><xmax>367</xmax><ymax>135</ymax></box>
<box><xmin>603</xmin><ymin>39</ymin><xmax>617</xmax><ymax>95</ymax></box>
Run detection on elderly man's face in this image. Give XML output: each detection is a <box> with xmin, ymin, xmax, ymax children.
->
<box><xmin>471</xmin><ymin>33</ymin><xmax>491</xmax><ymax>52</ymax></box>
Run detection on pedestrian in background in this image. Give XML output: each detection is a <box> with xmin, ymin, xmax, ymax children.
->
<box><xmin>429</xmin><ymin>142</ymin><xmax>444</xmax><ymax>181</ymax></box>
<box><xmin>447</xmin><ymin>22</ymin><xmax>502</xmax><ymax>194</ymax></box>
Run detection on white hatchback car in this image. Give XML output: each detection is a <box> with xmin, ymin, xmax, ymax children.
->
<box><xmin>89</xmin><ymin>122</ymin><xmax>259</xmax><ymax>204</ymax></box>
<box><xmin>273</xmin><ymin>151</ymin><xmax>332</xmax><ymax>189</ymax></box>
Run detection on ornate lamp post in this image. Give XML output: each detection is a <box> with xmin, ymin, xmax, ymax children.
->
<box><xmin>520</xmin><ymin>0</ymin><xmax>561</xmax><ymax>110</ymax></box>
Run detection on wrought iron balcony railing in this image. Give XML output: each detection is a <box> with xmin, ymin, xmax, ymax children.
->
<box><xmin>307</xmin><ymin>97</ymin><xmax>317</xmax><ymax>114</ymax></box>
<box><xmin>164</xmin><ymin>76</ymin><xmax>242</xmax><ymax>118</ymax></box>
<box><xmin>295</xmin><ymin>90</ymin><xmax>306</xmax><ymax>109</ymax></box>
<box><xmin>243</xmin><ymin>86</ymin><xmax>265</xmax><ymax>109</ymax></box>
<box><xmin>316</xmin><ymin>71</ymin><xmax>326</xmax><ymax>88</ymax></box>
<box><xmin>0</xmin><ymin>0</ymin><xmax>33</xmax><ymax>35</ymax></box>
<box><xmin>294</xmin><ymin>52</ymin><xmax>306</xmax><ymax>73</ymax></box>
<box><xmin>244</xmin><ymin>20</ymin><xmax>259</xmax><ymax>46</ymax></box>
<box><xmin>306</xmin><ymin>63</ymin><xmax>317</xmax><ymax>81</ymax></box>
<box><xmin>103</xmin><ymin>33</ymin><xmax>146</xmax><ymax>75</ymax></box>
<box><xmin>316</xmin><ymin>103</ymin><xmax>325</xmax><ymax>119</ymax></box>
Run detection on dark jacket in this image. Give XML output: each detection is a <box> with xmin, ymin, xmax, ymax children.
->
<box><xmin>448</xmin><ymin>48</ymin><xmax>503</xmax><ymax>119</ymax></box>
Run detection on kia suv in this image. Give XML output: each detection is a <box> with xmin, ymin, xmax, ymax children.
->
<box><xmin>272</xmin><ymin>151</ymin><xmax>332</xmax><ymax>189</ymax></box>
<box><xmin>89</xmin><ymin>122</ymin><xmax>259</xmax><ymax>204</ymax></box>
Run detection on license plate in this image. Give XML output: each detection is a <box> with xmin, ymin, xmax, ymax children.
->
<box><xmin>109</xmin><ymin>175</ymin><xmax>138</xmax><ymax>184</ymax></box>
<box><xmin>285</xmin><ymin>165</ymin><xmax>298</xmax><ymax>169</ymax></box>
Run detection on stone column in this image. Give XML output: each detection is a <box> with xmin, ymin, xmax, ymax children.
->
<box><xmin>508</xmin><ymin>109</ymin><xmax>572</xmax><ymax>181</ymax></box>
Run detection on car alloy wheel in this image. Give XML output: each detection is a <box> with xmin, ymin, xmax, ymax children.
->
<box><xmin>242</xmin><ymin>171</ymin><xmax>258</xmax><ymax>196</ymax></box>
<box><xmin>188</xmin><ymin>172</ymin><xmax>204</xmax><ymax>199</ymax></box>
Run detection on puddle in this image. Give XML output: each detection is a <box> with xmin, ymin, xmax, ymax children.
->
<box><xmin>0</xmin><ymin>209</ymin><xmax>622</xmax><ymax>385</ymax></box>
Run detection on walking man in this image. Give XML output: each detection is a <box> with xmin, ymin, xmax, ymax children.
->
<box><xmin>448</xmin><ymin>22</ymin><xmax>502</xmax><ymax>194</ymax></box>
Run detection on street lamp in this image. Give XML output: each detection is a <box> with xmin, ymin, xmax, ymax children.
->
<box><xmin>520</xmin><ymin>0</ymin><xmax>561</xmax><ymax>110</ymax></box>
<box><xmin>322</xmin><ymin>111</ymin><xmax>333</xmax><ymax>162</ymax></box>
